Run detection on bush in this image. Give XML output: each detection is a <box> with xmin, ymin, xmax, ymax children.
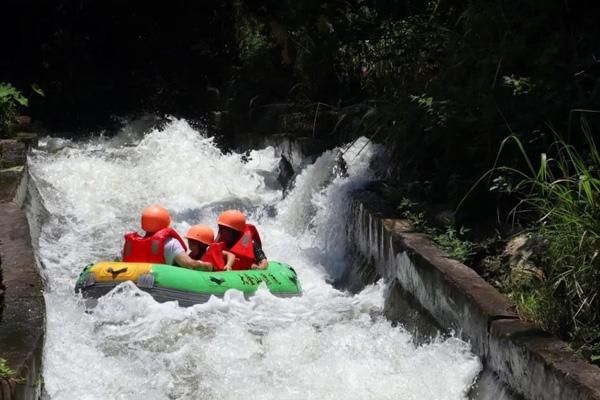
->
<box><xmin>0</xmin><ymin>83</ymin><xmax>28</xmax><ymax>133</ymax></box>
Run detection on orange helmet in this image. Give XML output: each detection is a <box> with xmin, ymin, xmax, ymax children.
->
<box><xmin>185</xmin><ymin>224</ymin><xmax>215</xmax><ymax>245</ymax></box>
<box><xmin>217</xmin><ymin>209</ymin><xmax>246</xmax><ymax>232</ymax></box>
<box><xmin>141</xmin><ymin>204</ymin><xmax>171</xmax><ymax>232</ymax></box>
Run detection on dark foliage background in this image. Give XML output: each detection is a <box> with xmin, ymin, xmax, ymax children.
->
<box><xmin>1</xmin><ymin>0</ymin><xmax>236</xmax><ymax>129</ymax></box>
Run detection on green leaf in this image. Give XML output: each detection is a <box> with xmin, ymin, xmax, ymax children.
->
<box><xmin>0</xmin><ymin>83</ymin><xmax>28</xmax><ymax>107</ymax></box>
<box><xmin>31</xmin><ymin>83</ymin><xmax>45</xmax><ymax>97</ymax></box>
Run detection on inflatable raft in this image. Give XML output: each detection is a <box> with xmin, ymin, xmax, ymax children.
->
<box><xmin>75</xmin><ymin>261</ymin><xmax>301</xmax><ymax>306</ymax></box>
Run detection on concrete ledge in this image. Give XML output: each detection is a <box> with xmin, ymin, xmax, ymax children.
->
<box><xmin>489</xmin><ymin>319</ymin><xmax>600</xmax><ymax>400</ymax></box>
<box><xmin>0</xmin><ymin>167</ymin><xmax>25</xmax><ymax>204</ymax></box>
<box><xmin>0</xmin><ymin>133</ymin><xmax>45</xmax><ymax>400</ymax></box>
<box><xmin>0</xmin><ymin>203</ymin><xmax>44</xmax><ymax>400</ymax></box>
<box><xmin>350</xmin><ymin>189</ymin><xmax>600</xmax><ymax>400</ymax></box>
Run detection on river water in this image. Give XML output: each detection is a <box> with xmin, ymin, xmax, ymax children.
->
<box><xmin>26</xmin><ymin>118</ymin><xmax>483</xmax><ymax>400</ymax></box>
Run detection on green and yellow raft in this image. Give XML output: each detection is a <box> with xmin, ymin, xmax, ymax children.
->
<box><xmin>75</xmin><ymin>261</ymin><xmax>302</xmax><ymax>306</ymax></box>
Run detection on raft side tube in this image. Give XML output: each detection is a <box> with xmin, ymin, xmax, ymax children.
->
<box><xmin>75</xmin><ymin>260</ymin><xmax>302</xmax><ymax>306</ymax></box>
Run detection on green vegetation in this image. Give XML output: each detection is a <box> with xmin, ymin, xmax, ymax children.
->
<box><xmin>395</xmin><ymin>194</ymin><xmax>474</xmax><ymax>264</ymax></box>
<box><xmin>0</xmin><ymin>83</ymin><xmax>27</xmax><ymax>134</ymax></box>
<box><xmin>0</xmin><ymin>83</ymin><xmax>44</xmax><ymax>135</ymax></box>
<box><xmin>490</xmin><ymin>125</ymin><xmax>600</xmax><ymax>359</ymax></box>
<box><xmin>0</xmin><ymin>357</ymin><xmax>15</xmax><ymax>378</ymax></box>
<box><xmin>431</xmin><ymin>226</ymin><xmax>475</xmax><ymax>264</ymax></box>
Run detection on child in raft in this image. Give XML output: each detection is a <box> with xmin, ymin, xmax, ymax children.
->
<box><xmin>183</xmin><ymin>224</ymin><xmax>235</xmax><ymax>271</ymax></box>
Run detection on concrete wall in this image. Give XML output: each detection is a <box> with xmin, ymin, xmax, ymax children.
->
<box><xmin>0</xmin><ymin>135</ymin><xmax>45</xmax><ymax>400</ymax></box>
<box><xmin>350</xmin><ymin>190</ymin><xmax>600</xmax><ymax>400</ymax></box>
<box><xmin>244</xmin><ymin>131</ymin><xmax>600</xmax><ymax>400</ymax></box>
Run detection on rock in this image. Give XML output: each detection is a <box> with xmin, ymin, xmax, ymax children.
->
<box><xmin>503</xmin><ymin>234</ymin><xmax>548</xmax><ymax>283</ymax></box>
<box><xmin>277</xmin><ymin>155</ymin><xmax>295</xmax><ymax>192</ymax></box>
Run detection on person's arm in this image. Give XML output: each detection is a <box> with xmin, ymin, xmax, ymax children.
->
<box><xmin>175</xmin><ymin>252</ymin><xmax>214</xmax><ymax>271</ymax></box>
<box><xmin>250</xmin><ymin>242</ymin><xmax>268</xmax><ymax>270</ymax></box>
<box><xmin>222</xmin><ymin>250</ymin><xmax>235</xmax><ymax>271</ymax></box>
<box><xmin>251</xmin><ymin>258</ymin><xmax>268</xmax><ymax>270</ymax></box>
<box><xmin>165</xmin><ymin>238</ymin><xmax>213</xmax><ymax>271</ymax></box>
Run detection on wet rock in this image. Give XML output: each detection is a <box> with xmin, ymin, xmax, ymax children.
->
<box><xmin>276</xmin><ymin>155</ymin><xmax>295</xmax><ymax>192</ymax></box>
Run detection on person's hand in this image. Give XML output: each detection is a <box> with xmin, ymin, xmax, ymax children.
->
<box><xmin>225</xmin><ymin>265</ymin><xmax>232</xmax><ymax>271</ymax></box>
<box><xmin>250</xmin><ymin>264</ymin><xmax>259</xmax><ymax>270</ymax></box>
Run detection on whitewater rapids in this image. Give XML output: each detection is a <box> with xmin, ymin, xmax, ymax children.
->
<box><xmin>26</xmin><ymin>118</ymin><xmax>482</xmax><ymax>400</ymax></box>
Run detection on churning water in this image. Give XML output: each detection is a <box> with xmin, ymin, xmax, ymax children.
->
<box><xmin>26</xmin><ymin>118</ymin><xmax>482</xmax><ymax>400</ymax></box>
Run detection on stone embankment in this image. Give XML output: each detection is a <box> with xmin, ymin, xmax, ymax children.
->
<box><xmin>0</xmin><ymin>131</ymin><xmax>45</xmax><ymax>400</ymax></box>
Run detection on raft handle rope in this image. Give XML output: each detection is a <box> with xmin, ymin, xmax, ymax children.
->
<box><xmin>107</xmin><ymin>266</ymin><xmax>128</xmax><ymax>279</ymax></box>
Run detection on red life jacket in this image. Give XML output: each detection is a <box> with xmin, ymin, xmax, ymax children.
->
<box><xmin>199</xmin><ymin>242</ymin><xmax>226</xmax><ymax>271</ymax></box>
<box><xmin>229</xmin><ymin>224</ymin><xmax>262</xmax><ymax>270</ymax></box>
<box><xmin>122</xmin><ymin>227</ymin><xmax>187</xmax><ymax>264</ymax></box>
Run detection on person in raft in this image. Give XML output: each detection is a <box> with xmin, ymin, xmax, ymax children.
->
<box><xmin>184</xmin><ymin>224</ymin><xmax>235</xmax><ymax>271</ymax></box>
<box><xmin>122</xmin><ymin>204</ymin><xmax>213</xmax><ymax>270</ymax></box>
<box><xmin>216</xmin><ymin>209</ymin><xmax>268</xmax><ymax>270</ymax></box>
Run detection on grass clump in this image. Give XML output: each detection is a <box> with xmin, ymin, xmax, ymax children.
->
<box><xmin>394</xmin><ymin>193</ymin><xmax>475</xmax><ymax>264</ymax></box>
<box><xmin>493</xmin><ymin>122</ymin><xmax>600</xmax><ymax>360</ymax></box>
<box><xmin>431</xmin><ymin>226</ymin><xmax>475</xmax><ymax>264</ymax></box>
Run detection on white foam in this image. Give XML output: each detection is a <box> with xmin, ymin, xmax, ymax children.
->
<box><xmin>28</xmin><ymin>118</ymin><xmax>481</xmax><ymax>399</ymax></box>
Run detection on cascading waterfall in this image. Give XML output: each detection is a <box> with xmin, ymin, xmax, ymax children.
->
<box><xmin>26</xmin><ymin>118</ymin><xmax>482</xmax><ymax>400</ymax></box>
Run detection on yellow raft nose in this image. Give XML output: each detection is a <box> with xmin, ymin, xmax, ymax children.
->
<box><xmin>90</xmin><ymin>262</ymin><xmax>153</xmax><ymax>282</ymax></box>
